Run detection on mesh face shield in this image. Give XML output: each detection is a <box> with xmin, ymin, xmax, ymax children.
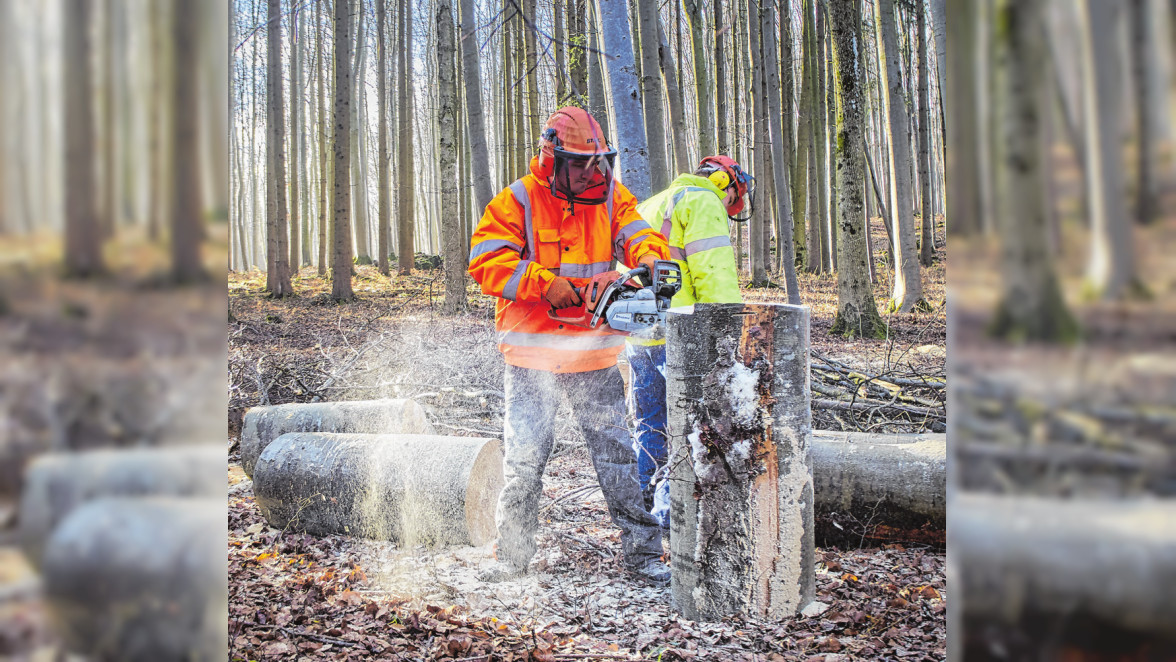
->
<box><xmin>550</xmin><ymin>147</ymin><xmax>618</xmax><ymax>206</ymax></box>
<box><xmin>726</xmin><ymin>165</ymin><xmax>756</xmax><ymax>223</ymax></box>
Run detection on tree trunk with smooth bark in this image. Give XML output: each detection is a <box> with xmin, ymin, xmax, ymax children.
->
<box><xmin>439</xmin><ymin>0</ymin><xmax>466</xmax><ymax>313</ymax></box>
<box><xmin>598</xmin><ymin>0</ymin><xmax>651</xmax><ymax>200</ymax></box>
<box><xmin>398</xmin><ymin>0</ymin><xmax>417</xmax><ymax>273</ymax></box>
<box><xmin>64</xmin><ymin>0</ymin><xmax>104</xmax><ymax>278</ymax></box>
<box><xmin>460</xmin><ymin>0</ymin><xmax>494</xmax><ymax>212</ymax></box>
<box><xmin>876</xmin><ymin>0</ymin><xmax>922</xmax><ymax>311</ymax></box>
<box><xmin>762</xmin><ymin>0</ymin><xmax>800</xmax><ymax>303</ymax></box>
<box><xmin>637</xmin><ymin>0</ymin><xmax>670</xmax><ymax>192</ymax></box>
<box><xmin>684</xmin><ymin>0</ymin><xmax>715</xmax><ymax>158</ymax></box>
<box><xmin>266</xmin><ymin>0</ymin><xmax>293</xmax><ymax>295</ymax></box>
<box><xmin>989</xmin><ymin>0</ymin><xmax>1077</xmax><ymax>342</ymax></box>
<box><xmin>332</xmin><ymin>0</ymin><xmax>355</xmax><ymax>301</ymax></box>
<box><xmin>918</xmin><ymin>0</ymin><xmax>934</xmax><ymax>266</ymax></box>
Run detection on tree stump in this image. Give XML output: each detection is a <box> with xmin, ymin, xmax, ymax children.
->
<box><xmin>666</xmin><ymin>303</ymin><xmax>815</xmax><ymax>620</ymax></box>
<box><xmin>42</xmin><ymin>497</ymin><xmax>226</xmax><ymax>662</ymax></box>
<box><xmin>253</xmin><ymin>433</ymin><xmax>503</xmax><ymax>547</ymax></box>
<box><xmin>240</xmin><ymin>398</ymin><xmax>433</xmax><ymax>477</ymax></box>
<box><xmin>954</xmin><ymin>493</ymin><xmax>1176</xmax><ymax>635</ymax></box>
<box><xmin>811</xmin><ymin>432</ymin><xmax>946</xmax><ymax>526</ymax></box>
<box><xmin>19</xmin><ymin>445</ymin><xmax>226</xmax><ymax>569</ymax></box>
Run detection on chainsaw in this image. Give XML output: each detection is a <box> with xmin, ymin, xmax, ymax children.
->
<box><xmin>548</xmin><ymin>260</ymin><xmax>683</xmax><ymax>333</ymax></box>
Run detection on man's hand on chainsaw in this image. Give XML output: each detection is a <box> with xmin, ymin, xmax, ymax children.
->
<box><xmin>545</xmin><ymin>277</ymin><xmax>583</xmax><ymax>309</ymax></box>
<box><xmin>637</xmin><ymin>254</ymin><xmax>659</xmax><ymax>286</ymax></box>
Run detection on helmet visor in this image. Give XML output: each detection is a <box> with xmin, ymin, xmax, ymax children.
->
<box><xmin>552</xmin><ymin>148</ymin><xmax>617</xmax><ymax>206</ymax></box>
<box><xmin>727</xmin><ymin>171</ymin><xmax>756</xmax><ymax>222</ymax></box>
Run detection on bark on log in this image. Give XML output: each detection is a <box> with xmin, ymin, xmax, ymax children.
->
<box><xmin>42</xmin><ymin>497</ymin><xmax>227</xmax><ymax>662</ymax></box>
<box><xmin>811</xmin><ymin>432</ymin><xmax>946</xmax><ymax>527</ymax></box>
<box><xmin>954</xmin><ymin>493</ymin><xmax>1176</xmax><ymax>636</ymax></box>
<box><xmin>19</xmin><ymin>445</ymin><xmax>226</xmax><ymax>569</ymax></box>
<box><xmin>240</xmin><ymin>399</ymin><xmax>433</xmax><ymax>477</ymax></box>
<box><xmin>666</xmin><ymin>303</ymin><xmax>815</xmax><ymax>621</ymax></box>
<box><xmin>253</xmin><ymin>433</ymin><xmax>502</xmax><ymax>547</ymax></box>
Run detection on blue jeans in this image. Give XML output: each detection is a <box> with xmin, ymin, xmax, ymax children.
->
<box><xmin>625</xmin><ymin>343</ymin><xmax>670</xmax><ymax>528</ymax></box>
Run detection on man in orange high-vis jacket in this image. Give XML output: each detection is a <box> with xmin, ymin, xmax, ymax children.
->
<box><xmin>468</xmin><ymin>107</ymin><xmax>671</xmax><ymax>585</ymax></box>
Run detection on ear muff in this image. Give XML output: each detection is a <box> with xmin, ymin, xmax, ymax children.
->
<box><xmin>708</xmin><ymin>170</ymin><xmax>730</xmax><ymax>190</ymax></box>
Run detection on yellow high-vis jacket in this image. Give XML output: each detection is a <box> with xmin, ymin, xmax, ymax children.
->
<box><xmin>627</xmin><ymin>173</ymin><xmax>743</xmax><ymax>347</ymax></box>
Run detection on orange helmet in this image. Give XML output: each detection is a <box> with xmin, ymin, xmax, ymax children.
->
<box><xmin>698</xmin><ymin>155</ymin><xmax>756</xmax><ymax>221</ymax></box>
<box><xmin>538</xmin><ymin>108</ymin><xmax>617</xmax><ymax>206</ymax></box>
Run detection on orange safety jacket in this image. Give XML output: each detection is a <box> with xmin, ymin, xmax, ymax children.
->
<box><xmin>468</xmin><ymin>157</ymin><xmax>670</xmax><ymax>373</ymax></box>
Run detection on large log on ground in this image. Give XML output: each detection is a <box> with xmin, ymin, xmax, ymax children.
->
<box><xmin>253</xmin><ymin>433</ymin><xmax>502</xmax><ymax>546</ymax></box>
<box><xmin>666</xmin><ymin>303</ymin><xmax>815</xmax><ymax>621</ymax></box>
<box><xmin>19</xmin><ymin>445</ymin><xmax>226</xmax><ymax>569</ymax></box>
<box><xmin>240</xmin><ymin>398</ymin><xmax>433</xmax><ymax>476</ymax></box>
<box><xmin>954</xmin><ymin>493</ymin><xmax>1176</xmax><ymax>636</ymax></box>
<box><xmin>42</xmin><ymin>497</ymin><xmax>227</xmax><ymax>661</ymax></box>
<box><xmin>811</xmin><ymin>432</ymin><xmax>946</xmax><ymax>526</ymax></box>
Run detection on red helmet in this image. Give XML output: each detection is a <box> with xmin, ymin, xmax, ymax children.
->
<box><xmin>698</xmin><ymin>155</ymin><xmax>755</xmax><ymax>221</ymax></box>
<box><xmin>538</xmin><ymin>108</ymin><xmax>617</xmax><ymax>206</ymax></box>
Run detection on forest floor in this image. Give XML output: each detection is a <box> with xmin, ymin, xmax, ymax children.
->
<box><xmin>225</xmin><ymin>216</ymin><xmax>948</xmax><ymax>660</ymax></box>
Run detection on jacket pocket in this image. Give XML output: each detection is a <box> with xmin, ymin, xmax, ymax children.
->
<box><xmin>535</xmin><ymin>228</ymin><xmax>562</xmax><ymax>270</ymax></box>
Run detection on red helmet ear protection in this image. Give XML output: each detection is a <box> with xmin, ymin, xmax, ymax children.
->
<box><xmin>698</xmin><ymin>155</ymin><xmax>756</xmax><ymax>221</ymax></box>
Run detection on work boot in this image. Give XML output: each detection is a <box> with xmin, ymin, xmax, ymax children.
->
<box><xmin>626</xmin><ymin>557</ymin><xmax>670</xmax><ymax>586</ymax></box>
<box><xmin>477</xmin><ymin>560</ymin><xmax>527</xmax><ymax>583</ymax></box>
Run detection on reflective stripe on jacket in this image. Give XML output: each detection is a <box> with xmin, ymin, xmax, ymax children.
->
<box><xmin>627</xmin><ymin>173</ymin><xmax>743</xmax><ymax>347</ymax></box>
<box><xmin>468</xmin><ymin>157</ymin><xmax>671</xmax><ymax>373</ymax></box>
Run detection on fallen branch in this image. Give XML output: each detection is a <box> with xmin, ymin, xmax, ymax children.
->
<box><xmin>813</xmin><ymin>398</ymin><xmax>942</xmax><ymax>418</ymax></box>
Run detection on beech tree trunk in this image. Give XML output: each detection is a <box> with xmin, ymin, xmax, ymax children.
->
<box><xmin>598</xmin><ymin>0</ymin><xmax>651</xmax><ymax>200</ymax></box>
<box><xmin>397</xmin><ymin>0</ymin><xmax>416</xmax><ymax>273</ymax></box>
<box><xmin>64</xmin><ymin>0</ymin><xmax>104</xmax><ymax>278</ymax></box>
<box><xmin>20</xmin><ymin>446</ymin><xmax>225</xmax><ymax>569</ymax></box>
<box><xmin>240</xmin><ymin>398</ymin><xmax>433</xmax><ymax>477</ymax></box>
<box><xmin>917</xmin><ymin>0</ymin><xmax>934</xmax><ymax>266</ymax></box>
<box><xmin>439</xmin><ymin>0</ymin><xmax>465</xmax><ymax>313</ymax></box>
<box><xmin>316</xmin><ymin>0</ymin><xmax>329</xmax><ymax>276</ymax></box>
<box><xmin>762</xmin><ymin>0</ymin><xmax>800</xmax><ymax>303</ymax></box>
<box><xmin>332</xmin><ymin>0</ymin><xmax>354</xmax><ymax>301</ymax></box>
<box><xmin>253</xmin><ymin>433</ymin><xmax>503</xmax><ymax>547</ymax></box>
<box><xmin>684</xmin><ymin>0</ymin><xmax>714</xmax><ymax>158</ymax></box>
<box><xmin>172</xmin><ymin>0</ymin><xmax>204</xmax><ymax>282</ymax></box>
<box><xmin>378</xmin><ymin>0</ymin><xmax>391</xmax><ymax>275</ymax></box>
<box><xmin>289</xmin><ymin>3</ymin><xmax>302</xmax><ymax>272</ymax></box>
<box><xmin>637</xmin><ymin>0</ymin><xmax>670</xmax><ymax>192</ymax></box>
<box><xmin>460</xmin><ymin>0</ymin><xmax>494</xmax><ymax>211</ymax></box>
<box><xmin>266</xmin><ymin>0</ymin><xmax>293</xmax><ymax>296</ymax></box>
<box><xmin>43</xmin><ymin>498</ymin><xmax>226</xmax><ymax>661</ymax></box>
<box><xmin>876</xmin><ymin>0</ymin><xmax>922</xmax><ymax>311</ymax></box>
<box><xmin>658</xmin><ymin>19</ymin><xmax>691</xmax><ymax>174</ymax></box>
<box><xmin>794</xmin><ymin>0</ymin><xmax>813</xmax><ymax>273</ymax></box>
<box><xmin>830</xmin><ymin>0</ymin><xmax>885</xmax><ymax>339</ymax></box>
<box><xmin>989</xmin><ymin>0</ymin><xmax>1077</xmax><ymax>342</ymax></box>
<box><xmin>666</xmin><ymin>303</ymin><xmax>815</xmax><ymax>620</ymax></box>
<box><xmin>811</xmin><ymin>433</ymin><xmax>945</xmax><ymax>527</ymax></box>
<box><xmin>955</xmin><ymin>494</ymin><xmax>1176</xmax><ymax>636</ymax></box>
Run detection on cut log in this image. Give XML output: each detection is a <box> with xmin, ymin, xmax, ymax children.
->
<box><xmin>42</xmin><ymin>497</ymin><xmax>227</xmax><ymax>661</ymax></box>
<box><xmin>240</xmin><ymin>398</ymin><xmax>433</xmax><ymax>477</ymax></box>
<box><xmin>19</xmin><ymin>444</ymin><xmax>226</xmax><ymax>569</ymax></box>
<box><xmin>811</xmin><ymin>432</ymin><xmax>946</xmax><ymax>527</ymax></box>
<box><xmin>665</xmin><ymin>303</ymin><xmax>815</xmax><ymax>621</ymax></box>
<box><xmin>954</xmin><ymin>493</ymin><xmax>1176</xmax><ymax>636</ymax></box>
<box><xmin>252</xmin><ymin>432</ymin><xmax>502</xmax><ymax>547</ymax></box>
